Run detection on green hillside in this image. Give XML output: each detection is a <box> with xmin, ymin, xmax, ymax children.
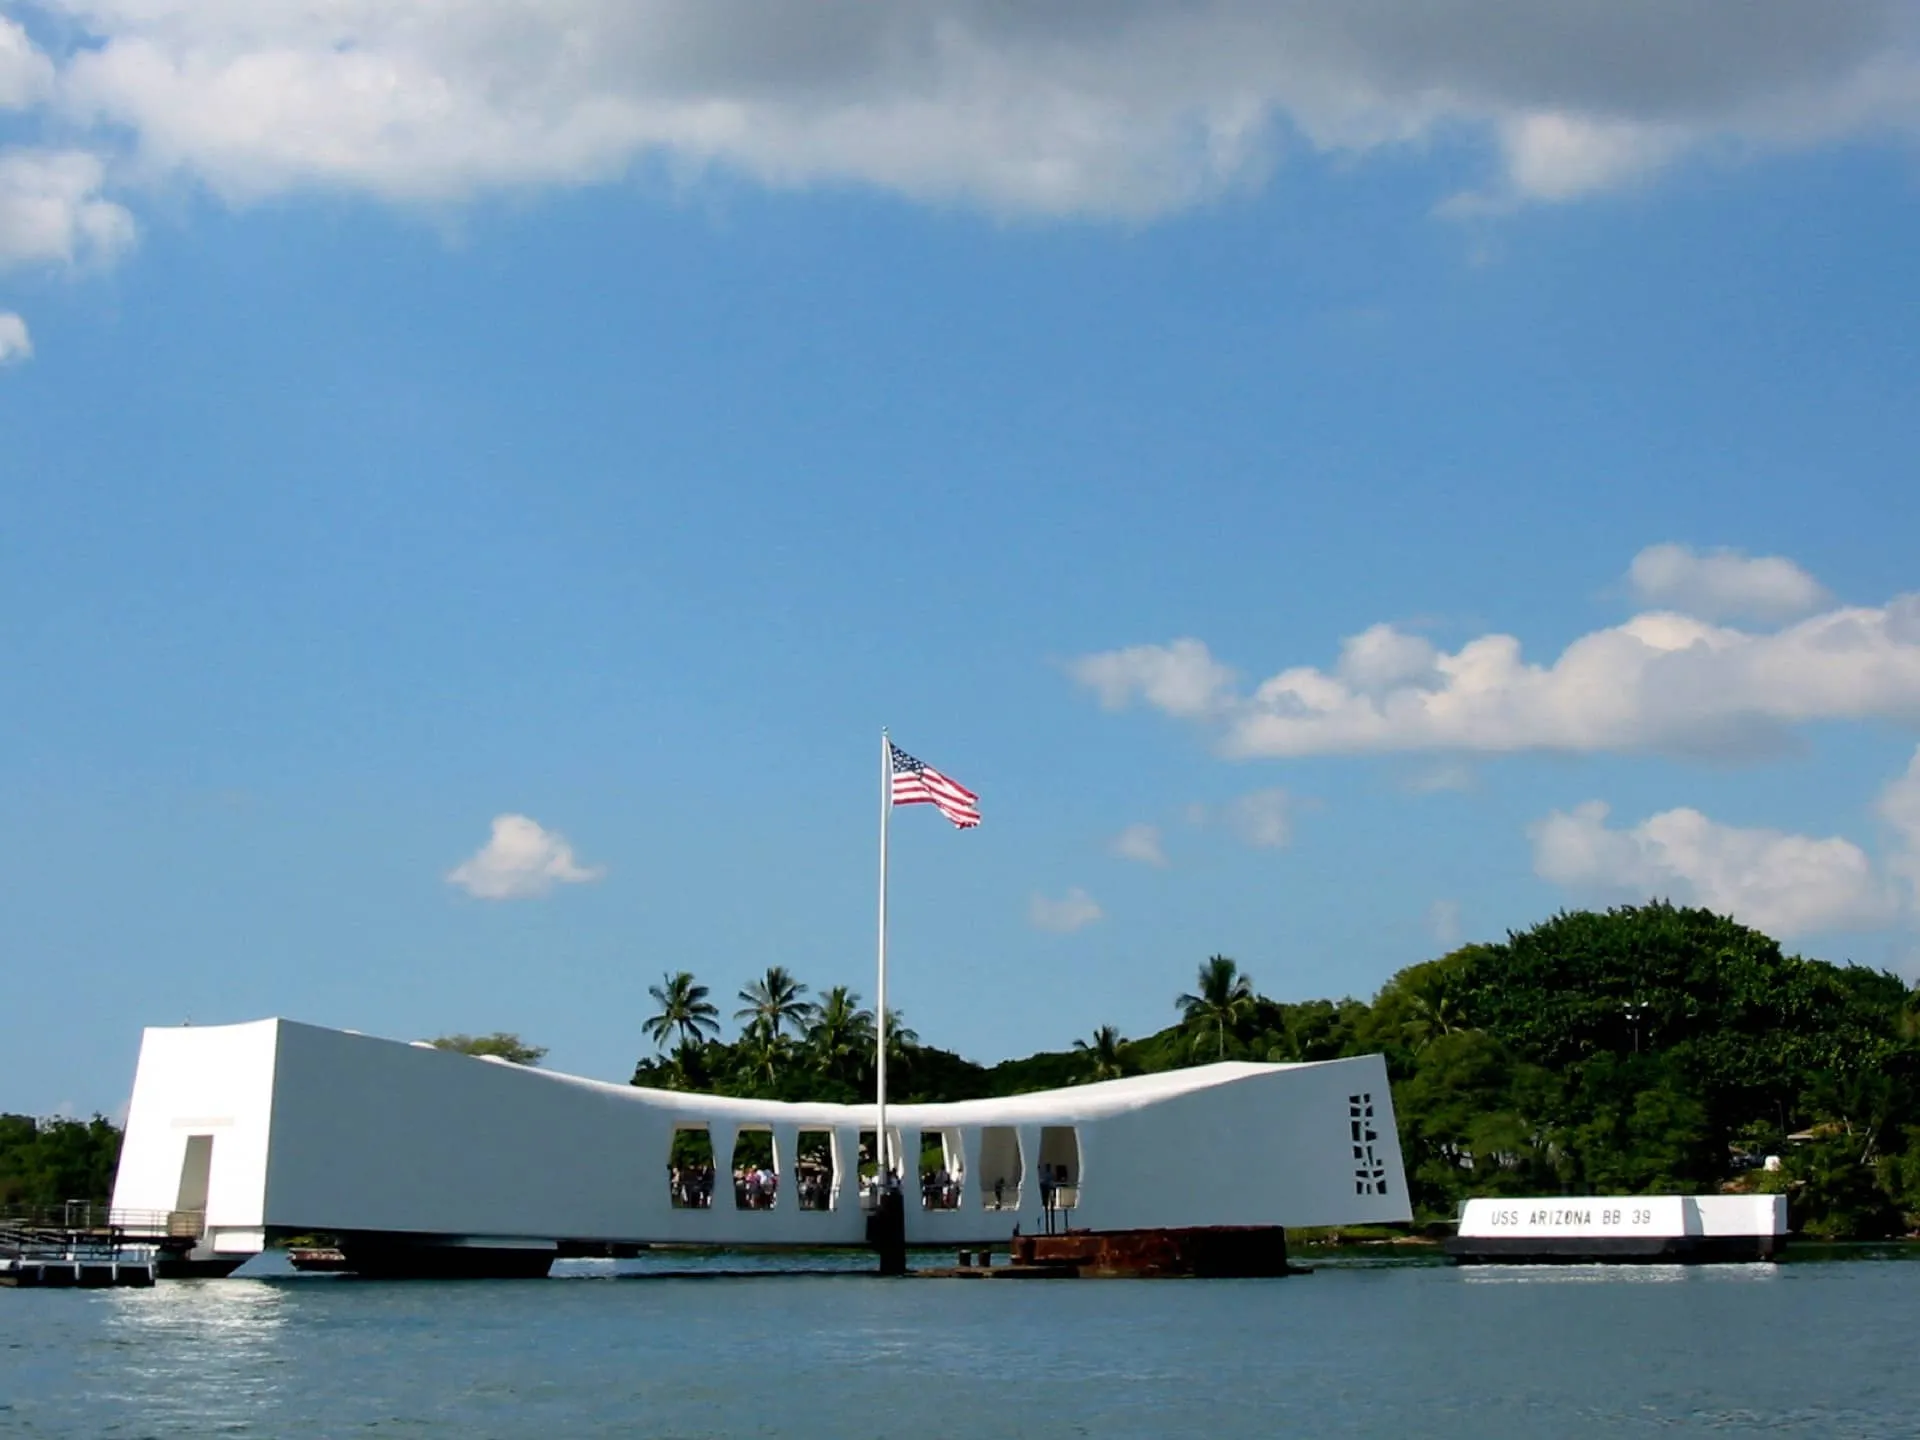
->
<box><xmin>631</xmin><ymin>903</ymin><xmax>1920</xmax><ymax>1238</ymax></box>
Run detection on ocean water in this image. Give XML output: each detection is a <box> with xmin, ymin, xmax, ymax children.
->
<box><xmin>4</xmin><ymin>1248</ymin><xmax>1919</xmax><ymax>1438</ymax></box>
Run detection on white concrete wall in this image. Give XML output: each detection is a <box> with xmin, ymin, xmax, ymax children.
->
<box><xmin>1459</xmin><ymin>1196</ymin><xmax>1689</xmax><ymax>1239</ymax></box>
<box><xmin>1460</xmin><ymin>1194</ymin><xmax>1788</xmax><ymax>1239</ymax></box>
<box><xmin>1688</xmin><ymin>1194</ymin><xmax>1787</xmax><ymax>1236</ymax></box>
<box><xmin>110</xmin><ymin>1019</ymin><xmax>279</xmax><ymax>1249</ymax></box>
<box><xmin>1058</xmin><ymin>1056</ymin><xmax>1408</xmax><ymax>1232</ymax></box>
<box><xmin>117</xmin><ymin>1019</ymin><xmax>1412</xmax><ymax>1251</ymax></box>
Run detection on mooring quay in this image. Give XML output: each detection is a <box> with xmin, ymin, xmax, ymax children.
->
<box><xmin>100</xmin><ymin>1018</ymin><xmax>1411</xmax><ymax>1279</ymax></box>
<box><xmin>1</xmin><ymin>1205</ymin><xmax>182</xmax><ymax>1288</ymax></box>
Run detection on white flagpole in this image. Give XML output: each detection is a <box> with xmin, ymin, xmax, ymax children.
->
<box><xmin>875</xmin><ymin>728</ymin><xmax>892</xmax><ymax>1191</ymax></box>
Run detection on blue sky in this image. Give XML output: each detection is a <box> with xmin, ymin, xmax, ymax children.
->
<box><xmin>3</xmin><ymin>4</ymin><xmax>1919</xmax><ymax>1115</ymax></box>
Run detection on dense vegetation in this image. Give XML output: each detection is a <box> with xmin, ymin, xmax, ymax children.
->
<box><xmin>0</xmin><ymin>1115</ymin><xmax>122</xmax><ymax>1210</ymax></box>
<box><xmin>10</xmin><ymin>904</ymin><xmax>1919</xmax><ymax>1235</ymax></box>
<box><xmin>1356</xmin><ymin>905</ymin><xmax>1920</xmax><ymax>1236</ymax></box>
<box><xmin>631</xmin><ymin>905</ymin><xmax>1920</xmax><ymax>1238</ymax></box>
<box><xmin>431</xmin><ymin>1032</ymin><xmax>548</xmax><ymax>1065</ymax></box>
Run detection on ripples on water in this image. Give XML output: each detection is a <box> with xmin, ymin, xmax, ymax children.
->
<box><xmin>4</xmin><ymin>1250</ymin><xmax>1919</xmax><ymax>1438</ymax></box>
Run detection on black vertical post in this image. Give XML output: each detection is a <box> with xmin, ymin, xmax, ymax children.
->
<box><xmin>868</xmin><ymin>1188</ymin><xmax>907</xmax><ymax>1276</ymax></box>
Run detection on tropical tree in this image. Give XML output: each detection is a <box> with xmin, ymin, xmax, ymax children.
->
<box><xmin>665</xmin><ymin>1038</ymin><xmax>714</xmax><ymax>1092</ymax></box>
<box><xmin>0</xmin><ymin>1115</ymin><xmax>123</xmax><ymax>1208</ymax></box>
<box><xmin>1073</xmin><ymin>1025</ymin><xmax>1128</xmax><ymax>1081</ymax></box>
<box><xmin>645</xmin><ymin>971</ymin><xmax>721</xmax><ymax>1052</ymax></box>
<box><xmin>431</xmin><ymin>1032</ymin><xmax>547</xmax><ymax>1065</ymax></box>
<box><xmin>1178</xmin><ymin>955</ymin><xmax>1256</xmax><ymax>1060</ymax></box>
<box><xmin>735</xmin><ymin>1028</ymin><xmax>792</xmax><ymax>1089</ymax></box>
<box><xmin>1405</xmin><ymin>974</ymin><xmax>1470</xmax><ymax>1051</ymax></box>
<box><xmin>1900</xmin><ymin>982</ymin><xmax>1920</xmax><ymax>1043</ymax></box>
<box><xmin>735</xmin><ymin>966</ymin><xmax>815</xmax><ymax>1040</ymax></box>
<box><xmin>881</xmin><ymin>1008</ymin><xmax>918</xmax><ymax>1068</ymax></box>
<box><xmin>807</xmin><ymin>986</ymin><xmax>876</xmax><ymax>1082</ymax></box>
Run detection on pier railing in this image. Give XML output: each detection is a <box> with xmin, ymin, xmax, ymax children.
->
<box><xmin>1</xmin><ymin>1204</ymin><xmax>205</xmax><ymax>1259</ymax></box>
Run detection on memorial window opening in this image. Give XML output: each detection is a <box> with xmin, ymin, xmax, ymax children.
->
<box><xmin>978</xmin><ymin>1127</ymin><xmax>1022</xmax><ymax>1211</ymax></box>
<box><xmin>858</xmin><ymin>1127</ymin><xmax>904</xmax><ymax>1192</ymax></box>
<box><xmin>1038</xmin><ymin>1127</ymin><xmax>1081</xmax><ymax>1233</ymax></box>
<box><xmin>919</xmin><ymin>1128</ymin><xmax>964</xmax><ymax>1210</ymax></box>
<box><xmin>732</xmin><ymin>1128</ymin><xmax>780</xmax><ymax>1210</ymax></box>
<box><xmin>795</xmin><ymin>1129</ymin><xmax>836</xmax><ymax>1211</ymax></box>
<box><xmin>667</xmin><ymin>1126</ymin><xmax>715</xmax><ymax>1209</ymax></box>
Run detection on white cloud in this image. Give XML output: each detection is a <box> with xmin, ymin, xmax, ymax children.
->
<box><xmin>1529</xmin><ymin>799</ymin><xmax>1897</xmax><ymax>938</ymax></box>
<box><xmin>0</xmin><ymin>312</ymin><xmax>30</xmax><ymax>364</ymax></box>
<box><xmin>0</xmin><ymin>148</ymin><xmax>137</xmax><ymax>268</ymax></box>
<box><xmin>1230</xmin><ymin>788</ymin><xmax>1294</xmax><ymax>849</ymax></box>
<box><xmin>1111</xmin><ymin>823</ymin><xmax>1167</xmax><ymax>867</ymax></box>
<box><xmin>0</xmin><ymin>1</ymin><xmax>1911</xmax><ymax>220</ymax></box>
<box><xmin>1073</xmin><ymin>567</ymin><xmax>1920</xmax><ymax>761</ymax></box>
<box><xmin>1030</xmin><ymin>887</ymin><xmax>1103</xmax><ymax>934</ymax></box>
<box><xmin>1881</xmin><ymin>745</ymin><xmax>1920</xmax><ymax>901</ymax></box>
<box><xmin>1071</xmin><ymin>638</ymin><xmax>1236</xmax><ymax>719</ymax></box>
<box><xmin>1502</xmin><ymin>113</ymin><xmax>1675</xmax><ymax>202</ymax></box>
<box><xmin>1338</xmin><ymin>623</ymin><xmax>1442</xmax><ymax>694</ymax></box>
<box><xmin>1426</xmin><ymin>899</ymin><xmax>1463</xmax><ymax>948</ymax></box>
<box><xmin>1441</xmin><ymin>112</ymin><xmax>1680</xmax><ymax>213</ymax></box>
<box><xmin>446</xmin><ymin>814</ymin><xmax>605</xmax><ymax>901</ymax></box>
<box><xmin>1626</xmin><ymin>542</ymin><xmax>1830</xmax><ymax>624</ymax></box>
<box><xmin>0</xmin><ymin>18</ymin><xmax>54</xmax><ymax>108</ymax></box>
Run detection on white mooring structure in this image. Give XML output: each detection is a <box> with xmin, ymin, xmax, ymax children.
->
<box><xmin>110</xmin><ymin>1018</ymin><xmax>1411</xmax><ymax>1273</ymax></box>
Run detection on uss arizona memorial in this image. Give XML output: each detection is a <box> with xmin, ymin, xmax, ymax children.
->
<box><xmin>110</xmin><ymin>1017</ymin><xmax>1413</xmax><ymax>1276</ymax></box>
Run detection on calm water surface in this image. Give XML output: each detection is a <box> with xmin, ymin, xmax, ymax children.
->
<box><xmin>4</xmin><ymin>1249</ymin><xmax>1919</xmax><ymax>1437</ymax></box>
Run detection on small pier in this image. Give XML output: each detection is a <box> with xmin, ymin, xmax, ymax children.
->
<box><xmin>1</xmin><ymin>1204</ymin><xmax>207</xmax><ymax>1289</ymax></box>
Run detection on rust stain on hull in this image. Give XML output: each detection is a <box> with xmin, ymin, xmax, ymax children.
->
<box><xmin>939</xmin><ymin>1226</ymin><xmax>1293</xmax><ymax>1279</ymax></box>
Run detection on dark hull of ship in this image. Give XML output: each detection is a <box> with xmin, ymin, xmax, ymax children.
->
<box><xmin>1444</xmin><ymin>1235</ymin><xmax>1784</xmax><ymax>1265</ymax></box>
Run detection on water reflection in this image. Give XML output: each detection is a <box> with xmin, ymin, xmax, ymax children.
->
<box><xmin>1459</xmin><ymin>1261</ymin><xmax>1781</xmax><ymax>1285</ymax></box>
<box><xmin>6</xmin><ymin>1253</ymin><xmax>1911</xmax><ymax>1438</ymax></box>
<box><xmin>98</xmin><ymin>1279</ymin><xmax>292</xmax><ymax>1432</ymax></box>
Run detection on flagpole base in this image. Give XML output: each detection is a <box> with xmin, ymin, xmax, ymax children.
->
<box><xmin>866</xmin><ymin>1188</ymin><xmax>907</xmax><ymax>1276</ymax></box>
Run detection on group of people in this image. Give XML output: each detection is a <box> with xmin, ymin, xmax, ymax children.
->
<box><xmin>667</xmin><ymin>1163</ymin><xmax>717</xmax><ymax>1209</ymax></box>
<box><xmin>794</xmin><ymin>1162</ymin><xmax>834</xmax><ymax>1211</ymax></box>
<box><xmin>667</xmin><ymin>1157</ymin><xmax>1078</xmax><ymax>1214</ymax></box>
<box><xmin>733</xmin><ymin>1164</ymin><xmax>779</xmax><ymax>1209</ymax></box>
<box><xmin>667</xmin><ymin>1160</ymin><xmax>839</xmax><ymax>1211</ymax></box>
<box><xmin>920</xmin><ymin>1167</ymin><xmax>963</xmax><ymax>1210</ymax></box>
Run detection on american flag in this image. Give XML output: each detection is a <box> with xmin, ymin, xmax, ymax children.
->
<box><xmin>890</xmin><ymin>742</ymin><xmax>980</xmax><ymax>829</ymax></box>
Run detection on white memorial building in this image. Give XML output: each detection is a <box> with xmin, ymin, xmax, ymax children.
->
<box><xmin>112</xmin><ymin>1018</ymin><xmax>1412</xmax><ymax>1275</ymax></box>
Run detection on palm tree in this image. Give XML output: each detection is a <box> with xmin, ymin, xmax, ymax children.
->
<box><xmin>1177</xmin><ymin>955</ymin><xmax>1256</xmax><ymax>1060</ymax></box>
<box><xmin>1073</xmin><ymin>1025</ymin><xmax>1128</xmax><ymax>1081</ymax></box>
<box><xmin>735</xmin><ymin>1027</ymin><xmax>791</xmax><ymax>1089</ymax></box>
<box><xmin>806</xmin><ymin>986</ymin><xmax>875</xmax><ymax>1082</ymax></box>
<box><xmin>645</xmin><ymin>971</ymin><xmax>721</xmax><ymax>1053</ymax></box>
<box><xmin>881</xmin><ymin>1008</ymin><xmax>918</xmax><ymax>1067</ymax></box>
<box><xmin>735</xmin><ymin>966</ymin><xmax>815</xmax><ymax>1040</ymax></box>
<box><xmin>1405</xmin><ymin>977</ymin><xmax>1467</xmax><ymax>1051</ymax></box>
<box><xmin>665</xmin><ymin>1037</ymin><xmax>713</xmax><ymax>1092</ymax></box>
